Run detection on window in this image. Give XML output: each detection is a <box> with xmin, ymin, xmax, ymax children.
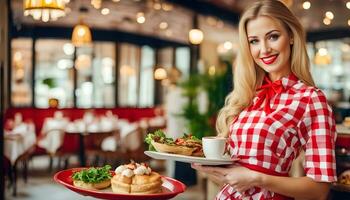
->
<box><xmin>11</xmin><ymin>38</ymin><xmax>32</xmax><ymax>107</ymax></box>
<box><xmin>93</xmin><ymin>42</ymin><xmax>116</xmax><ymax>107</ymax></box>
<box><xmin>35</xmin><ymin>39</ymin><xmax>74</xmax><ymax>108</ymax></box>
<box><xmin>308</xmin><ymin>39</ymin><xmax>350</xmax><ymax>103</ymax></box>
<box><xmin>176</xmin><ymin>47</ymin><xmax>190</xmax><ymax>79</ymax></box>
<box><xmin>139</xmin><ymin>46</ymin><xmax>155</xmax><ymax>107</ymax></box>
<box><xmin>118</xmin><ymin>43</ymin><xmax>140</xmax><ymax>107</ymax></box>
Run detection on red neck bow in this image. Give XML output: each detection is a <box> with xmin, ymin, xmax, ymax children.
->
<box><xmin>252</xmin><ymin>76</ymin><xmax>285</xmax><ymax>114</ymax></box>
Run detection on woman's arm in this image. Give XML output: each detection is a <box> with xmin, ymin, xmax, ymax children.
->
<box><xmin>257</xmin><ymin>173</ymin><xmax>330</xmax><ymax>200</ymax></box>
<box><xmin>192</xmin><ymin>164</ymin><xmax>330</xmax><ymax>200</ymax></box>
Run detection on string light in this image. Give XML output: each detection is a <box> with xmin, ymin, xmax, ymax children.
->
<box><xmin>302</xmin><ymin>1</ymin><xmax>311</xmax><ymax>10</ymax></box>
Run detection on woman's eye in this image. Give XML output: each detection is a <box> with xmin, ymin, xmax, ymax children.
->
<box><xmin>269</xmin><ymin>34</ymin><xmax>279</xmax><ymax>41</ymax></box>
<box><xmin>249</xmin><ymin>39</ymin><xmax>258</xmax><ymax>44</ymax></box>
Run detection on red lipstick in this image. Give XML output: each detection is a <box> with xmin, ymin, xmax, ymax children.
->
<box><xmin>261</xmin><ymin>55</ymin><xmax>278</xmax><ymax>65</ymax></box>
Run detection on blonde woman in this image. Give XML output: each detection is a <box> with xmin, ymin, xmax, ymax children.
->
<box><xmin>192</xmin><ymin>1</ymin><xmax>337</xmax><ymax>200</ymax></box>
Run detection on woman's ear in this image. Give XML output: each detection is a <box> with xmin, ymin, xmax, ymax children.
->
<box><xmin>290</xmin><ymin>38</ymin><xmax>294</xmax><ymax>45</ymax></box>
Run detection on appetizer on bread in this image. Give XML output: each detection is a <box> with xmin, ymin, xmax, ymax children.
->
<box><xmin>71</xmin><ymin>165</ymin><xmax>112</xmax><ymax>190</ymax></box>
<box><xmin>145</xmin><ymin>130</ymin><xmax>204</xmax><ymax>157</ymax></box>
<box><xmin>111</xmin><ymin>162</ymin><xmax>162</xmax><ymax>194</ymax></box>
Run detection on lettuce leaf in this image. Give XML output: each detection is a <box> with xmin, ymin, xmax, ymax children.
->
<box><xmin>144</xmin><ymin>130</ymin><xmax>174</xmax><ymax>151</ymax></box>
<box><xmin>71</xmin><ymin>165</ymin><xmax>112</xmax><ymax>183</ymax></box>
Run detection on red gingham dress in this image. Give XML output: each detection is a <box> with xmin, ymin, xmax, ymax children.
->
<box><xmin>216</xmin><ymin>73</ymin><xmax>337</xmax><ymax>200</ymax></box>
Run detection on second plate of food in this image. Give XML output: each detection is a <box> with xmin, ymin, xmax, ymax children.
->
<box><xmin>144</xmin><ymin>151</ymin><xmax>238</xmax><ymax>165</ymax></box>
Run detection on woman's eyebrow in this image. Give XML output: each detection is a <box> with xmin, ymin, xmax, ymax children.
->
<box><xmin>248</xmin><ymin>30</ymin><xmax>280</xmax><ymax>39</ymax></box>
<box><xmin>265</xmin><ymin>30</ymin><xmax>280</xmax><ymax>36</ymax></box>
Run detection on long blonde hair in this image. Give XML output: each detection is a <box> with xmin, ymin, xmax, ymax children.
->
<box><xmin>216</xmin><ymin>0</ymin><xmax>315</xmax><ymax>137</ymax></box>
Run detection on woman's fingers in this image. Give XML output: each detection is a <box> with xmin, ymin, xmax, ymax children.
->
<box><xmin>191</xmin><ymin>163</ymin><xmax>238</xmax><ymax>175</ymax></box>
<box><xmin>191</xmin><ymin>163</ymin><xmax>229</xmax><ymax>175</ymax></box>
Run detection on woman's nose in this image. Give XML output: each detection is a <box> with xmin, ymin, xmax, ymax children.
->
<box><xmin>261</xmin><ymin>42</ymin><xmax>271</xmax><ymax>54</ymax></box>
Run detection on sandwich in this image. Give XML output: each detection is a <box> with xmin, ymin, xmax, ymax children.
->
<box><xmin>145</xmin><ymin>130</ymin><xmax>204</xmax><ymax>157</ymax></box>
<box><xmin>71</xmin><ymin>165</ymin><xmax>112</xmax><ymax>190</ymax></box>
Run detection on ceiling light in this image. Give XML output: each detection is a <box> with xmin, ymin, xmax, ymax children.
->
<box><xmin>189</xmin><ymin>29</ymin><xmax>204</xmax><ymax>45</ymax></box>
<box><xmin>162</xmin><ymin>3</ymin><xmax>173</xmax><ymax>11</ymax></box>
<box><xmin>101</xmin><ymin>8</ymin><xmax>109</xmax><ymax>15</ymax></box>
<box><xmin>325</xmin><ymin>11</ymin><xmax>334</xmax><ymax>20</ymax></box>
<box><xmin>323</xmin><ymin>18</ymin><xmax>331</xmax><ymax>25</ymax></box>
<box><xmin>136</xmin><ymin>12</ymin><xmax>145</xmax><ymax>24</ymax></box>
<box><xmin>154</xmin><ymin>67</ymin><xmax>167</xmax><ymax>80</ymax></box>
<box><xmin>159</xmin><ymin>22</ymin><xmax>168</xmax><ymax>30</ymax></box>
<box><xmin>347</xmin><ymin>2</ymin><xmax>350</xmax><ymax>9</ymax></box>
<box><xmin>112</xmin><ymin>0</ymin><xmax>120</xmax><ymax>2</ymax></box>
<box><xmin>91</xmin><ymin>0</ymin><xmax>101</xmax><ymax>9</ymax></box>
<box><xmin>348</xmin><ymin>19</ymin><xmax>350</xmax><ymax>26</ymax></box>
<box><xmin>302</xmin><ymin>1</ymin><xmax>311</xmax><ymax>9</ymax></box>
<box><xmin>153</xmin><ymin>3</ymin><xmax>161</xmax><ymax>10</ymax></box>
<box><xmin>72</xmin><ymin>23</ymin><xmax>92</xmax><ymax>47</ymax></box>
<box><xmin>23</xmin><ymin>0</ymin><xmax>66</xmax><ymax>22</ymax></box>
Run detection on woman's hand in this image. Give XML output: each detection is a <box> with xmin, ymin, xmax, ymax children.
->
<box><xmin>191</xmin><ymin>163</ymin><xmax>261</xmax><ymax>194</ymax></box>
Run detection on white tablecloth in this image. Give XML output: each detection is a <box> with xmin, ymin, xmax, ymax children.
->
<box><xmin>37</xmin><ymin>118</ymin><xmax>69</xmax><ymax>154</ymax></box>
<box><xmin>4</xmin><ymin>123</ymin><xmax>36</xmax><ymax>164</ymax></box>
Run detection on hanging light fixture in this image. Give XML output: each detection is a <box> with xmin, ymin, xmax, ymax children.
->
<box><xmin>72</xmin><ymin>7</ymin><xmax>92</xmax><ymax>47</ymax></box>
<box><xmin>72</xmin><ymin>23</ymin><xmax>92</xmax><ymax>47</ymax></box>
<box><xmin>189</xmin><ymin>29</ymin><xmax>204</xmax><ymax>45</ymax></box>
<box><xmin>154</xmin><ymin>67</ymin><xmax>167</xmax><ymax>80</ymax></box>
<box><xmin>189</xmin><ymin>15</ymin><xmax>204</xmax><ymax>45</ymax></box>
<box><xmin>23</xmin><ymin>0</ymin><xmax>66</xmax><ymax>22</ymax></box>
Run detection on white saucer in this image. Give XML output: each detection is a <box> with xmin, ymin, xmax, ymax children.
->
<box><xmin>144</xmin><ymin>151</ymin><xmax>238</xmax><ymax>165</ymax></box>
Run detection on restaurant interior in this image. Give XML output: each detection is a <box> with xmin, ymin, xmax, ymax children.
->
<box><xmin>1</xmin><ymin>0</ymin><xmax>350</xmax><ymax>199</ymax></box>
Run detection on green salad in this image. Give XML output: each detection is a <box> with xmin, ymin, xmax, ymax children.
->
<box><xmin>71</xmin><ymin>165</ymin><xmax>112</xmax><ymax>183</ymax></box>
<box><xmin>144</xmin><ymin>130</ymin><xmax>174</xmax><ymax>151</ymax></box>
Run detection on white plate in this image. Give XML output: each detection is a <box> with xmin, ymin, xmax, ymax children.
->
<box><xmin>144</xmin><ymin>151</ymin><xmax>238</xmax><ymax>165</ymax></box>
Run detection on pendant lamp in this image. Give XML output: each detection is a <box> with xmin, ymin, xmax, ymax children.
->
<box><xmin>72</xmin><ymin>22</ymin><xmax>92</xmax><ymax>47</ymax></box>
<box><xmin>23</xmin><ymin>0</ymin><xmax>66</xmax><ymax>22</ymax></box>
<box><xmin>189</xmin><ymin>15</ymin><xmax>204</xmax><ymax>45</ymax></box>
<box><xmin>72</xmin><ymin>7</ymin><xmax>92</xmax><ymax>47</ymax></box>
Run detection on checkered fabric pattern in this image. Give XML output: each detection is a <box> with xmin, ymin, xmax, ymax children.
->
<box><xmin>216</xmin><ymin>73</ymin><xmax>337</xmax><ymax>200</ymax></box>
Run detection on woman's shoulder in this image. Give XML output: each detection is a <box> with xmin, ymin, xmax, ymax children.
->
<box><xmin>291</xmin><ymin>81</ymin><xmax>325</xmax><ymax>98</ymax></box>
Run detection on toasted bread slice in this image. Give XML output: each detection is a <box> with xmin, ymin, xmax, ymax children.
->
<box><xmin>73</xmin><ymin>179</ymin><xmax>111</xmax><ymax>190</ymax></box>
<box><xmin>151</xmin><ymin>141</ymin><xmax>194</xmax><ymax>156</ymax></box>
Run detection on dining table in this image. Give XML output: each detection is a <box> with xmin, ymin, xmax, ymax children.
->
<box><xmin>4</xmin><ymin>122</ymin><xmax>36</xmax><ymax>196</ymax></box>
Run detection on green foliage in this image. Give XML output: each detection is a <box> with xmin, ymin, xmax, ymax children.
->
<box><xmin>71</xmin><ymin>165</ymin><xmax>112</xmax><ymax>183</ymax></box>
<box><xmin>42</xmin><ymin>78</ymin><xmax>57</xmax><ymax>88</ymax></box>
<box><xmin>179</xmin><ymin>64</ymin><xmax>232</xmax><ymax>139</ymax></box>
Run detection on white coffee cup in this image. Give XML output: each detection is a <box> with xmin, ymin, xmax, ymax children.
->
<box><xmin>202</xmin><ymin>136</ymin><xmax>227</xmax><ymax>159</ymax></box>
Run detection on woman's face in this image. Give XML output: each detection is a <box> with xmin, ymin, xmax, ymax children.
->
<box><xmin>246</xmin><ymin>16</ymin><xmax>292</xmax><ymax>81</ymax></box>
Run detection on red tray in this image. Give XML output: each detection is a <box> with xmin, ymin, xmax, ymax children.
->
<box><xmin>54</xmin><ymin>168</ymin><xmax>186</xmax><ymax>200</ymax></box>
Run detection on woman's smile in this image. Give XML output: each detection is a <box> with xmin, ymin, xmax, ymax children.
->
<box><xmin>260</xmin><ymin>54</ymin><xmax>278</xmax><ymax>65</ymax></box>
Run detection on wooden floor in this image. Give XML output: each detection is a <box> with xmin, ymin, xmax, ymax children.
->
<box><xmin>4</xmin><ymin>156</ymin><xmax>205</xmax><ymax>200</ymax></box>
